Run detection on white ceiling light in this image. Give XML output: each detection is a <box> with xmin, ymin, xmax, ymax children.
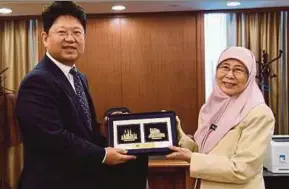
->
<box><xmin>226</xmin><ymin>1</ymin><xmax>241</xmax><ymax>7</ymax></box>
<box><xmin>112</xmin><ymin>5</ymin><xmax>126</xmax><ymax>11</ymax></box>
<box><xmin>0</xmin><ymin>8</ymin><xmax>12</xmax><ymax>14</ymax></box>
<box><xmin>169</xmin><ymin>4</ymin><xmax>180</xmax><ymax>7</ymax></box>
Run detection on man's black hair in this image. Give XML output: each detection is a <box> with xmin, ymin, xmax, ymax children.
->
<box><xmin>42</xmin><ymin>1</ymin><xmax>86</xmax><ymax>33</ymax></box>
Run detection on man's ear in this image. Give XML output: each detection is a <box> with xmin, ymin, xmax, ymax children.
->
<box><xmin>41</xmin><ymin>31</ymin><xmax>48</xmax><ymax>48</ymax></box>
<box><xmin>84</xmin><ymin>32</ymin><xmax>87</xmax><ymax>41</ymax></box>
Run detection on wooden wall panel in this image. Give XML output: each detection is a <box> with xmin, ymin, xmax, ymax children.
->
<box><xmin>120</xmin><ymin>15</ymin><xmax>201</xmax><ymax>134</ymax></box>
<box><xmin>120</xmin><ymin>17</ymin><xmax>158</xmax><ymax>112</ymax></box>
<box><xmin>77</xmin><ymin>18</ymin><xmax>122</xmax><ymax>119</ymax></box>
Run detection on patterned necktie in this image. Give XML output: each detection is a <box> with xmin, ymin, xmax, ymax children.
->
<box><xmin>69</xmin><ymin>67</ymin><xmax>92</xmax><ymax>131</ymax></box>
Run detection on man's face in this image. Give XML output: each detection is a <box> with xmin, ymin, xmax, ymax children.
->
<box><xmin>41</xmin><ymin>15</ymin><xmax>85</xmax><ymax>66</ymax></box>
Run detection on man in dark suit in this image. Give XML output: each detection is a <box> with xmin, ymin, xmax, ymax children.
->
<box><xmin>15</xmin><ymin>1</ymin><xmax>148</xmax><ymax>189</ymax></box>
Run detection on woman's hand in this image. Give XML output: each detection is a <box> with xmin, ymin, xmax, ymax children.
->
<box><xmin>166</xmin><ymin>146</ymin><xmax>192</xmax><ymax>163</ymax></box>
<box><xmin>176</xmin><ymin>116</ymin><xmax>186</xmax><ymax>141</ymax></box>
<box><xmin>161</xmin><ymin>110</ymin><xmax>185</xmax><ymax>142</ymax></box>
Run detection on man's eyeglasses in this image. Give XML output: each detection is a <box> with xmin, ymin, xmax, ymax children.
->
<box><xmin>54</xmin><ymin>29</ymin><xmax>85</xmax><ymax>39</ymax></box>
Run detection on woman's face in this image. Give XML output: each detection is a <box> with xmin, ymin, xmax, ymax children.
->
<box><xmin>216</xmin><ymin>59</ymin><xmax>249</xmax><ymax>96</ymax></box>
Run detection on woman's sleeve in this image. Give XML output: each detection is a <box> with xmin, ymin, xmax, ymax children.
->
<box><xmin>189</xmin><ymin>107</ymin><xmax>275</xmax><ymax>184</ymax></box>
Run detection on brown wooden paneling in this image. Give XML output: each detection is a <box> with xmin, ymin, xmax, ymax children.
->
<box><xmin>76</xmin><ymin>18</ymin><xmax>122</xmax><ymax>119</ymax></box>
<box><xmin>120</xmin><ymin>14</ymin><xmax>202</xmax><ymax>134</ymax></box>
<box><xmin>148</xmin><ymin>168</ymin><xmax>188</xmax><ymax>189</ymax></box>
<box><xmin>148</xmin><ymin>159</ymin><xmax>194</xmax><ymax>189</ymax></box>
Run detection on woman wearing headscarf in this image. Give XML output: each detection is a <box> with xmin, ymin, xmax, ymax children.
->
<box><xmin>166</xmin><ymin>46</ymin><xmax>275</xmax><ymax>189</ymax></box>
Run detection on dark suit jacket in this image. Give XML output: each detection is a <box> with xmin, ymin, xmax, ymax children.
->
<box><xmin>16</xmin><ymin>55</ymin><xmax>148</xmax><ymax>189</ymax></box>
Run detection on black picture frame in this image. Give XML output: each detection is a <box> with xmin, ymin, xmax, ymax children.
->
<box><xmin>107</xmin><ymin>111</ymin><xmax>177</xmax><ymax>155</ymax></box>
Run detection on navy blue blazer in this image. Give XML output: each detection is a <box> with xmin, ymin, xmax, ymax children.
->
<box><xmin>16</xmin><ymin>55</ymin><xmax>108</xmax><ymax>189</ymax></box>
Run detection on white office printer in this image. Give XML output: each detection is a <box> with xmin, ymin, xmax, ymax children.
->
<box><xmin>264</xmin><ymin>135</ymin><xmax>289</xmax><ymax>173</ymax></box>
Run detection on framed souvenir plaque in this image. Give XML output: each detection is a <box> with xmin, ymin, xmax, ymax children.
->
<box><xmin>107</xmin><ymin>111</ymin><xmax>177</xmax><ymax>155</ymax></box>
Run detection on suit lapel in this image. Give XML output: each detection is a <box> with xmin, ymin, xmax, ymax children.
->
<box><xmin>41</xmin><ymin>55</ymin><xmax>93</xmax><ymax>135</ymax></box>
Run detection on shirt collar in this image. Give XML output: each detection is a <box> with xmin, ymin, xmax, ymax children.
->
<box><xmin>46</xmin><ymin>52</ymin><xmax>76</xmax><ymax>76</ymax></box>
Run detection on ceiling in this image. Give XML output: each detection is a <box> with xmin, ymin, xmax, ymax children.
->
<box><xmin>0</xmin><ymin>0</ymin><xmax>289</xmax><ymax>16</ymax></box>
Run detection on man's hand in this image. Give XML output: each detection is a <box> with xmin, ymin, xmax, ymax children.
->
<box><xmin>103</xmin><ymin>147</ymin><xmax>136</xmax><ymax>165</ymax></box>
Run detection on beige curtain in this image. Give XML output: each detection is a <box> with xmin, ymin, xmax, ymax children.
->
<box><xmin>0</xmin><ymin>19</ymin><xmax>38</xmax><ymax>189</ymax></box>
<box><xmin>0</xmin><ymin>19</ymin><xmax>38</xmax><ymax>91</ymax></box>
<box><xmin>234</xmin><ymin>11</ymin><xmax>288</xmax><ymax>134</ymax></box>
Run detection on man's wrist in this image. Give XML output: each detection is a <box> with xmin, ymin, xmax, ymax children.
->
<box><xmin>102</xmin><ymin>148</ymin><xmax>107</xmax><ymax>163</ymax></box>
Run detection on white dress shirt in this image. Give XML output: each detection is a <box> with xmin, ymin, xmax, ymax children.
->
<box><xmin>46</xmin><ymin>52</ymin><xmax>76</xmax><ymax>92</ymax></box>
<box><xmin>46</xmin><ymin>52</ymin><xmax>107</xmax><ymax>163</ymax></box>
